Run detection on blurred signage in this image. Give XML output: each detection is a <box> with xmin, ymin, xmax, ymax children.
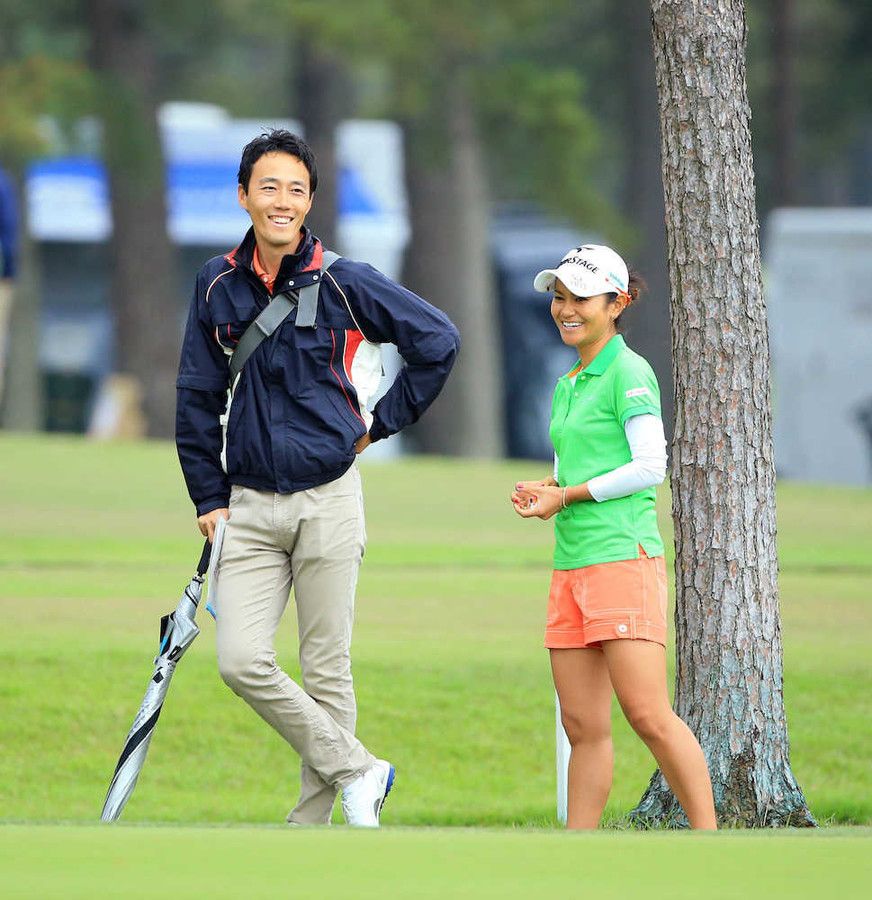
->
<box><xmin>26</xmin><ymin>105</ymin><xmax>409</xmax><ymax>277</ymax></box>
<box><xmin>28</xmin><ymin>104</ymin><xmax>408</xmax><ymax>453</ymax></box>
<box><xmin>766</xmin><ymin>208</ymin><xmax>872</xmax><ymax>485</ymax></box>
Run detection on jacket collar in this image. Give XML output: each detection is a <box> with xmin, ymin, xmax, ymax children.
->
<box><xmin>225</xmin><ymin>226</ymin><xmax>324</xmax><ymax>290</ymax></box>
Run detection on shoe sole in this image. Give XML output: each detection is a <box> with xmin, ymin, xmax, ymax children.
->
<box><xmin>376</xmin><ymin>765</ymin><xmax>396</xmax><ymax>821</ymax></box>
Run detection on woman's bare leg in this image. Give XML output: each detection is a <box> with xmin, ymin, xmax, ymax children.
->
<box><xmin>602</xmin><ymin>640</ymin><xmax>717</xmax><ymax>829</ymax></box>
<box><xmin>550</xmin><ymin>648</ymin><xmax>614</xmax><ymax>829</ymax></box>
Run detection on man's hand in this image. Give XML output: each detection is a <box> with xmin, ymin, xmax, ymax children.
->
<box><xmin>355</xmin><ymin>432</ymin><xmax>372</xmax><ymax>454</ymax></box>
<box><xmin>198</xmin><ymin>508</ymin><xmax>229</xmax><ymax>542</ymax></box>
<box><xmin>511</xmin><ymin>484</ymin><xmax>562</xmax><ymax>520</ymax></box>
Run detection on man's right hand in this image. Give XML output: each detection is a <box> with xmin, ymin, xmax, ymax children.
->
<box><xmin>198</xmin><ymin>508</ymin><xmax>229</xmax><ymax>542</ymax></box>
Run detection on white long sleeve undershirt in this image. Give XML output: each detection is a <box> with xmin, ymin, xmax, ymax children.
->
<box><xmin>554</xmin><ymin>413</ymin><xmax>667</xmax><ymax>502</ymax></box>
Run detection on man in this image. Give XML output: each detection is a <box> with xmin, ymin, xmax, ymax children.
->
<box><xmin>0</xmin><ymin>165</ymin><xmax>19</xmax><ymax>405</ymax></box>
<box><xmin>176</xmin><ymin>130</ymin><xmax>459</xmax><ymax>827</ymax></box>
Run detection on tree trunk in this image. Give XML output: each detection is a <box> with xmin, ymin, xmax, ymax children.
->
<box><xmin>401</xmin><ymin>71</ymin><xmax>502</xmax><ymax>457</ymax></box>
<box><xmin>770</xmin><ymin>0</ymin><xmax>798</xmax><ymax>206</ymax></box>
<box><xmin>88</xmin><ymin>0</ymin><xmax>179</xmax><ymax>438</ymax></box>
<box><xmin>633</xmin><ymin>0</ymin><xmax>814</xmax><ymax>828</ymax></box>
<box><xmin>294</xmin><ymin>43</ymin><xmax>348</xmax><ymax>249</ymax></box>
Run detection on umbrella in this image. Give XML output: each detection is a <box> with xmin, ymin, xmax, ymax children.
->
<box><xmin>101</xmin><ymin>528</ymin><xmax>223</xmax><ymax>822</ymax></box>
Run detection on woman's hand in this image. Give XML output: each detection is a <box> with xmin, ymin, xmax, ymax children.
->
<box><xmin>514</xmin><ymin>476</ymin><xmax>557</xmax><ymax>492</ymax></box>
<box><xmin>511</xmin><ymin>484</ymin><xmax>563</xmax><ymax>520</ymax></box>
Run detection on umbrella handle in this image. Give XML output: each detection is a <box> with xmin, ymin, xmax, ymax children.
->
<box><xmin>197</xmin><ymin>539</ymin><xmax>212</xmax><ymax>577</ymax></box>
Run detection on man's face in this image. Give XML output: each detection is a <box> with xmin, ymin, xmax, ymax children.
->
<box><xmin>238</xmin><ymin>152</ymin><xmax>314</xmax><ymax>253</ymax></box>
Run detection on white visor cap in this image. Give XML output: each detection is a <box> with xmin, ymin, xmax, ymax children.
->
<box><xmin>533</xmin><ymin>244</ymin><xmax>629</xmax><ymax>298</ymax></box>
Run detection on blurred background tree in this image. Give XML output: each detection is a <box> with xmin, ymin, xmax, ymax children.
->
<box><xmin>0</xmin><ymin>0</ymin><xmax>94</xmax><ymax>430</ymax></box>
<box><xmin>87</xmin><ymin>0</ymin><xmax>180</xmax><ymax>438</ymax></box>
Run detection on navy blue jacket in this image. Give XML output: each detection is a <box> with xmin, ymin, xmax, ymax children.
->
<box><xmin>0</xmin><ymin>167</ymin><xmax>19</xmax><ymax>279</ymax></box>
<box><xmin>176</xmin><ymin>228</ymin><xmax>460</xmax><ymax>516</ymax></box>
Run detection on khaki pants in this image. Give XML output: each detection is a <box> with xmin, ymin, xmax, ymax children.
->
<box><xmin>215</xmin><ymin>464</ymin><xmax>374</xmax><ymax>824</ymax></box>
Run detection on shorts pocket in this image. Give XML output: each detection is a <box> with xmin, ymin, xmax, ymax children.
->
<box><xmin>654</xmin><ymin>557</ymin><xmax>668</xmax><ymax>620</ymax></box>
<box><xmin>578</xmin><ymin>559</ymin><xmax>645</xmax><ymax>618</ymax></box>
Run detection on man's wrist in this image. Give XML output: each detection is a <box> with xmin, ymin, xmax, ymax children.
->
<box><xmin>196</xmin><ymin>495</ymin><xmax>231</xmax><ymax>517</ymax></box>
<box><xmin>367</xmin><ymin>420</ymin><xmax>387</xmax><ymax>443</ymax></box>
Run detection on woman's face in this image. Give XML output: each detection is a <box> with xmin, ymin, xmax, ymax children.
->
<box><xmin>550</xmin><ymin>279</ymin><xmax>618</xmax><ymax>352</ymax></box>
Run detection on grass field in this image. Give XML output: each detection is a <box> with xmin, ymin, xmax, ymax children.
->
<box><xmin>0</xmin><ymin>433</ymin><xmax>870</xmax><ymax>894</ymax></box>
<box><xmin>2</xmin><ymin>825</ymin><xmax>870</xmax><ymax>899</ymax></box>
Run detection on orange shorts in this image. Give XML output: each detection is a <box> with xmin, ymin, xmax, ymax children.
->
<box><xmin>545</xmin><ymin>548</ymin><xmax>668</xmax><ymax>649</ymax></box>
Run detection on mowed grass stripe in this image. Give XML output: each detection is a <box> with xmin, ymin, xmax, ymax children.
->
<box><xmin>0</xmin><ymin>434</ymin><xmax>870</xmax><ymax>827</ymax></box>
<box><xmin>1</xmin><ymin>825</ymin><xmax>870</xmax><ymax>900</ymax></box>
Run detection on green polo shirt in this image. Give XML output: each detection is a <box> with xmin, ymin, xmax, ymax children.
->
<box><xmin>549</xmin><ymin>334</ymin><xmax>664</xmax><ymax>569</ymax></box>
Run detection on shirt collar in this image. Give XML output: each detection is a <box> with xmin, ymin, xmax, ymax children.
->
<box><xmin>582</xmin><ymin>334</ymin><xmax>625</xmax><ymax>376</ymax></box>
<box><xmin>225</xmin><ymin>227</ymin><xmax>326</xmax><ymax>296</ymax></box>
<box><xmin>251</xmin><ymin>243</ymin><xmax>276</xmax><ymax>293</ymax></box>
<box><xmin>226</xmin><ymin>226</ymin><xmax>320</xmax><ymax>277</ymax></box>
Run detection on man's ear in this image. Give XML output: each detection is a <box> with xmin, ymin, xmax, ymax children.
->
<box><xmin>237</xmin><ymin>184</ymin><xmax>247</xmax><ymax>209</ymax></box>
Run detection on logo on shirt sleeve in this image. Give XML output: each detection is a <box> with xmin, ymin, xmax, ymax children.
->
<box><xmin>625</xmin><ymin>387</ymin><xmax>651</xmax><ymax>398</ymax></box>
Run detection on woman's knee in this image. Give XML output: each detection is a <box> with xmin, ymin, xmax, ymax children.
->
<box><xmin>560</xmin><ymin>709</ymin><xmax>611</xmax><ymax>747</ymax></box>
<box><xmin>622</xmin><ymin>703</ymin><xmax>672</xmax><ymax>744</ymax></box>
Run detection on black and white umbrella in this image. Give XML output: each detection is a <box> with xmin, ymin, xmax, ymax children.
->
<box><xmin>101</xmin><ymin>525</ymin><xmax>224</xmax><ymax>822</ymax></box>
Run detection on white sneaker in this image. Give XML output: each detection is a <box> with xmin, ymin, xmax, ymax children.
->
<box><xmin>341</xmin><ymin>760</ymin><xmax>395</xmax><ymax>827</ymax></box>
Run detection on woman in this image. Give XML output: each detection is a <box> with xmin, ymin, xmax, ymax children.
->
<box><xmin>512</xmin><ymin>244</ymin><xmax>716</xmax><ymax>830</ymax></box>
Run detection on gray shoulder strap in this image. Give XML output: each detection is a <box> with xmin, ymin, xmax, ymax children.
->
<box><xmin>229</xmin><ymin>293</ymin><xmax>296</xmax><ymax>383</ymax></box>
<box><xmin>295</xmin><ymin>251</ymin><xmax>342</xmax><ymax>328</ymax></box>
<box><xmin>228</xmin><ymin>251</ymin><xmax>343</xmax><ymax>383</ymax></box>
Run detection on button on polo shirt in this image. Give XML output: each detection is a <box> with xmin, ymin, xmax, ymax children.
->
<box><xmin>549</xmin><ymin>334</ymin><xmax>665</xmax><ymax>569</ymax></box>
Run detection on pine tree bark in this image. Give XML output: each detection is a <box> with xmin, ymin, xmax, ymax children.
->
<box><xmin>402</xmin><ymin>70</ymin><xmax>502</xmax><ymax>457</ymax></box>
<box><xmin>633</xmin><ymin>0</ymin><xmax>814</xmax><ymax>827</ymax></box>
<box><xmin>88</xmin><ymin>0</ymin><xmax>179</xmax><ymax>438</ymax></box>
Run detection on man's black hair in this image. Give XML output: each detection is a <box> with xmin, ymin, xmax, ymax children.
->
<box><xmin>237</xmin><ymin>129</ymin><xmax>318</xmax><ymax>194</ymax></box>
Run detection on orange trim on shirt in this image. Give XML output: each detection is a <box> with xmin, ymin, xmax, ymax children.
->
<box><xmin>252</xmin><ymin>244</ymin><xmax>277</xmax><ymax>294</ymax></box>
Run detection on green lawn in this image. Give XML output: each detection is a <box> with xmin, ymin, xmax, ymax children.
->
<box><xmin>1</xmin><ymin>825</ymin><xmax>871</xmax><ymax>899</ymax></box>
<box><xmin>0</xmin><ymin>433</ymin><xmax>870</xmax><ymax>831</ymax></box>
